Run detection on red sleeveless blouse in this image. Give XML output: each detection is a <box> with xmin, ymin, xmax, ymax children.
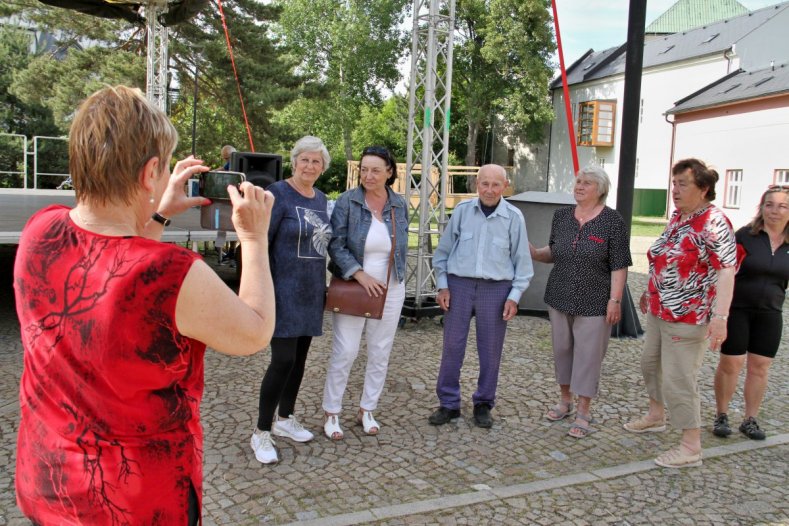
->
<box><xmin>14</xmin><ymin>205</ymin><xmax>206</xmax><ymax>525</ymax></box>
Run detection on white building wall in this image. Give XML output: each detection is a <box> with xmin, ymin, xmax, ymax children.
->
<box><xmin>672</xmin><ymin>104</ymin><xmax>789</xmax><ymax>229</ymax></box>
<box><xmin>548</xmin><ymin>55</ymin><xmax>731</xmax><ymax>211</ymax></box>
<box><xmin>636</xmin><ymin>56</ymin><xmax>730</xmax><ymax>190</ymax></box>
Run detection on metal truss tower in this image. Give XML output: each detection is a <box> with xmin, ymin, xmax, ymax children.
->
<box><xmin>145</xmin><ymin>1</ymin><xmax>169</xmax><ymax>110</ymax></box>
<box><xmin>403</xmin><ymin>0</ymin><xmax>456</xmax><ymax>318</ymax></box>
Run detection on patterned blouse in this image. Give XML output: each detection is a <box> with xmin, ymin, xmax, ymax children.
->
<box><xmin>544</xmin><ymin>206</ymin><xmax>632</xmax><ymax>316</ymax></box>
<box><xmin>15</xmin><ymin>206</ymin><xmax>205</xmax><ymax>525</ymax></box>
<box><xmin>647</xmin><ymin>205</ymin><xmax>737</xmax><ymax>324</ymax></box>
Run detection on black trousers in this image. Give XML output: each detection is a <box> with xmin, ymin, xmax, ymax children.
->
<box><xmin>256</xmin><ymin>336</ymin><xmax>313</xmax><ymax>431</ymax></box>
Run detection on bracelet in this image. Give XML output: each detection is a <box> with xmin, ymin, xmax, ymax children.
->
<box><xmin>609</xmin><ymin>298</ymin><xmax>621</xmax><ymax>304</ymax></box>
<box><xmin>711</xmin><ymin>313</ymin><xmax>728</xmax><ymax>321</ymax></box>
<box><xmin>151</xmin><ymin>212</ymin><xmax>171</xmax><ymax>227</ymax></box>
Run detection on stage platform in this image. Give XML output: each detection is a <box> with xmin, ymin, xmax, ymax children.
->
<box><xmin>0</xmin><ymin>189</ymin><xmax>236</xmax><ymax>246</ymax></box>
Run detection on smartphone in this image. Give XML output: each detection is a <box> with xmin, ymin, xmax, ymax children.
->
<box><xmin>199</xmin><ymin>170</ymin><xmax>245</xmax><ymax>231</ymax></box>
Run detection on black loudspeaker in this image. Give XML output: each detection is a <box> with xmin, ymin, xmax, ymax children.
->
<box><xmin>230</xmin><ymin>152</ymin><xmax>283</xmax><ymax>189</ymax></box>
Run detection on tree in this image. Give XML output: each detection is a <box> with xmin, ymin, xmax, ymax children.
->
<box><xmin>0</xmin><ymin>25</ymin><xmax>61</xmax><ymax>187</ymax></box>
<box><xmin>4</xmin><ymin>0</ymin><xmax>303</xmax><ymax>161</ymax></box>
<box><xmin>351</xmin><ymin>95</ymin><xmax>409</xmax><ymax>161</ymax></box>
<box><xmin>277</xmin><ymin>0</ymin><xmax>410</xmax><ymax>161</ymax></box>
<box><xmin>452</xmin><ymin>0</ymin><xmax>555</xmax><ymax>165</ymax></box>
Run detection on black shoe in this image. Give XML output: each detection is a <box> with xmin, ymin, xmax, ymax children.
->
<box><xmin>429</xmin><ymin>407</ymin><xmax>461</xmax><ymax>425</ymax></box>
<box><xmin>712</xmin><ymin>413</ymin><xmax>732</xmax><ymax>437</ymax></box>
<box><xmin>473</xmin><ymin>403</ymin><xmax>493</xmax><ymax>428</ymax></box>
<box><xmin>739</xmin><ymin>417</ymin><xmax>766</xmax><ymax>440</ymax></box>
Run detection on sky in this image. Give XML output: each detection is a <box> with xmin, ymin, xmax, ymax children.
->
<box><xmin>552</xmin><ymin>0</ymin><xmax>782</xmax><ymax>66</ymax></box>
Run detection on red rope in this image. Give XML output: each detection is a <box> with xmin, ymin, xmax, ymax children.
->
<box><xmin>217</xmin><ymin>0</ymin><xmax>255</xmax><ymax>152</ymax></box>
<box><xmin>551</xmin><ymin>0</ymin><xmax>579</xmax><ymax>175</ymax></box>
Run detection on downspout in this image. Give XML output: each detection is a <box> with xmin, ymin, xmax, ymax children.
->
<box><xmin>664</xmin><ymin>112</ymin><xmax>676</xmax><ymax>219</ymax></box>
<box><xmin>546</xmin><ymin>90</ymin><xmax>555</xmax><ymax>191</ymax></box>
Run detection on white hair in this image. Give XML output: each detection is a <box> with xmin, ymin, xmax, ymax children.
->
<box><xmin>577</xmin><ymin>164</ymin><xmax>611</xmax><ymax>204</ymax></box>
<box><xmin>290</xmin><ymin>136</ymin><xmax>331</xmax><ymax>169</ymax></box>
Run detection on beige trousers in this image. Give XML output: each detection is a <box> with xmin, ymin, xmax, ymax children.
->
<box><xmin>641</xmin><ymin>314</ymin><xmax>707</xmax><ymax>429</ymax></box>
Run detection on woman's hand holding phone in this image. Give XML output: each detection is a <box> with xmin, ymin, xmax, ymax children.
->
<box><xmin>229</xmin><ymin>182</ymin><xmax>274</xmax><ymax>244</ymax></box>
<box><xmin>159</xmin><ymin>156</ymin><xmax>210</xmax><ymax>218</ymax></box>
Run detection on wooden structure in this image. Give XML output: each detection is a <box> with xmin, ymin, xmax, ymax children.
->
<box><xmin>346</xmin><ymin>162</ymin><xmax>514</xmax><ymax>208</ymax></box>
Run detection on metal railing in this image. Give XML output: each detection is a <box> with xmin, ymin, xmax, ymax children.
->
<box><xmin>0</xmin><ymin>134</ymin><xmax>69</xmax><ymax>189</ymax></box>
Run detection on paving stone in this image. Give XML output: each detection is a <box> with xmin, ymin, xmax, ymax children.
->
<box><xmin>1</xmin><ymin>245</ymin><xmax>788</xmax><ymax>525</ymax></box>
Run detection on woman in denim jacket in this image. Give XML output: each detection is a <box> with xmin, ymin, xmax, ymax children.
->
<box><xmin>322</xmin><ymin>146</ymin><xmax>408</xmax><ymax>440</ymax></box>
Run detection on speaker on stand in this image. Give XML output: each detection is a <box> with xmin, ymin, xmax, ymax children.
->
<box><xmin>228</xmin><ymin>152</ymin><xmax>284</xmax><ymax>279</ymax></box>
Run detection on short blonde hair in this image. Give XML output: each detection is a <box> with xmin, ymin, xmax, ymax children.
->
<box><xmin>69</xmin><ymin>85</ymin><xmax>178</xmax><ymax>206</ymax></box>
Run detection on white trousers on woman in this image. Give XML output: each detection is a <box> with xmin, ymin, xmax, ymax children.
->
<box><xmin>322</xmin><ymin>281</ymin><xmax>405</xmax><ymax>413</ymax></box>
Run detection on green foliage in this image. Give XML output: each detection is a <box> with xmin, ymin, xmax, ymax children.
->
<box><xmin>276</xmin><ymin>0</ymin><xmax>410</xmax><ymax>159</ymax></box>
<box><xmin>452</xmin><ymin>0</ymin><xmax>555</xmax><ymax>163</ymax></box>
<box><xmin>351</xmin><ymin>96</ymin><xmax>409</xmax><ymax>161</ymax></box>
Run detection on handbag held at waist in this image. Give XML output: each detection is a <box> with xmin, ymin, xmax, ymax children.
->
<box><xmin>325</xmin><ymin>208</ymin><xmax>396</xmax><ymax>319</ymax></box>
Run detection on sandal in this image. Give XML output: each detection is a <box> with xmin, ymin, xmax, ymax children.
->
<box><xmin>545</xmin><ymin>401</ymin><xmax>574</xmax><ymax>421</ymax></box>
<box><xmin>623</xmin><ymin>414</ymin><xmax>666</xmax><ymax>433</ymax></box>
<box><xmin>357</xmin><ymin>409</ymin><xmax>380</xmax><ymax>435</ymax></box>
<box><xmin>324</xmin><ymin>413</ymin><xmax>344</xmax><ymax>441</ymax></box>
<box><xmin>568</xmin><ymin>413</ymin><xmax>595</xmax><ymax>438</ymax></box>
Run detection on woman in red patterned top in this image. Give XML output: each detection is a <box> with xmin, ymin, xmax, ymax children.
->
<box><xmin>14</xmin><ymin>86</ymin><xmax>276</xmax><ymax>525</ymax></box>
<box><xmin>624</xmin><ymin>158</ymin><xmax>737</xmax><ymax>468</ymax></box>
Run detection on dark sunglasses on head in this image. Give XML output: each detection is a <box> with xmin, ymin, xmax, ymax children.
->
<box><xmin>362</xmin><ymin>146</ymin><xmax>389</xmax><ymax>156</ymax></box>
<box><xmin>768</xmin><ymin>184</ymin><xmax>789</xmax><ymax>191</ymax></box>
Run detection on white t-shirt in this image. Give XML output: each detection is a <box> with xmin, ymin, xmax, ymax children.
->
<box><xmin>363</xmin><ymin>216</ymin><xmax>395</xmax><ymax>285</ymax></box>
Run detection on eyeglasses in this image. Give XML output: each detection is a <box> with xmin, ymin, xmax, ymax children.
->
<box><xmin>768</xmin><ymin>184</ymin><xmax>789</xmax><ymax>191</ymax></box>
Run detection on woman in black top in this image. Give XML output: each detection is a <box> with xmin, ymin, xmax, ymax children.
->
<box><xmin>531</xmin><ymin>165</ymin><xmax>632</xmax><ymax>438</ymax></box>
<box><xmin>713</xmin><ymin>186</ymin><xmax>789</xmax><ymax>440</ymax></box>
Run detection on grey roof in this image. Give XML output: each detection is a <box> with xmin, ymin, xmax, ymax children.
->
<box><xmin>646</xmin><ymin>0</ymin><xmax>747</xmax><ymax>34</ymax></box>
<box><xmin>551</xmin><ymin>2</ymin><xmax>789</xmax><ymax>89</ymax></box>
<box><xmin>667</xmin><ymin>62</ymin><xmax>789</xmax><ymax>114</ymax></box>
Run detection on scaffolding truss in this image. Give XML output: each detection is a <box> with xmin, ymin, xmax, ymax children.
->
<box><xmin>403</xmin><ymin>0</ymin><xmax>456</xmax><ymax>318</ymax></box>
<box><xmin>145</xmin><ymin>1</ymin><xmax>169</xmax><ymax>110</ymax></box>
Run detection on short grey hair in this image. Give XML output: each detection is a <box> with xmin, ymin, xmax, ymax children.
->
<box><xmin>577</xmin><ymin>164</ymin><xmax>610</xmax><ymax>204</ymax></box>
<box><xmin>290</xmin><ymin>136</ymin><xmax>331</xmax><ymax>170</ymax></box>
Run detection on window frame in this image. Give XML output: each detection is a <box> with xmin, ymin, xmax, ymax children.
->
<box><xmin>576</xmin><ymin>100</ymin><xmax>616</xmax><ymax>147</ymax></box>
<box><xmin>723</xmin><ymin>169</ymin><xmax>743</xmax><ymax>209</ymax></box>
<box><xmin>773</xmin><ymin>169</ymin><xmax>789</xmax><ymax>185</ymax></box>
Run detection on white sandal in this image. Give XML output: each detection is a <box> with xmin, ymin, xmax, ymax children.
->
<box><xmin>357</xmin><ymin>409</ymin><xmax>380</xmax><ymax>435</ymax></box>
<box><xmin>324</xmin><ymin>414</ymin><xmax>344</xmax><ymax>441</ymax></box>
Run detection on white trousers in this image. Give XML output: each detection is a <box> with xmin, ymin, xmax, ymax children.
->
<box><xmin>322</xmin><ymin>281</ymin><xmax>405</xmax><ymax>413</ymax></box>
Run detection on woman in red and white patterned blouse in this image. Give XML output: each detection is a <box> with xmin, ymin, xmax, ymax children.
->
<box><xmin>624</xmin><ymin>158</ymin><xmax>737</xmax><ymax>469</ymax></box>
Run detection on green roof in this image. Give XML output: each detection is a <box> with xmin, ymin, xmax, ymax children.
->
<box><xmin>646</xmin><ymin>0</ymin><xmax>748</xmax><ymax>34</ymax></box>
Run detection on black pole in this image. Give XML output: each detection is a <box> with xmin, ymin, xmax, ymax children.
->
<box><xmin>616</xmin><ymin>0</ymin><xmax>647</xmax><ymax>230</ymax></box>
<box><xmin>613</xmin><ymin>0</ymin><xmax>647</xmax><ymax>338</ymax></box>
<box><xmin>191</xmin><ymin>65</ymin><xmax>199</xmax><ymax>157</ymax></box>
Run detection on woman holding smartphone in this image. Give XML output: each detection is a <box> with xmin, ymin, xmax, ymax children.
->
<box><xmin>250</xmin><ymin>136</ymin><xmax>332</xmax><ymax>464</ymax></box>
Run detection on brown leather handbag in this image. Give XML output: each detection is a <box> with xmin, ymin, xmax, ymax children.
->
<box><xmin>325</xmin><ymin>208</ymin><xmax>396</xmax><ymax>319</ymax></box>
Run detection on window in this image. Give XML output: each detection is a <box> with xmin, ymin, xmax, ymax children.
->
<box><xmin>724</xmin><ymin>170</ymin><xmax>743</xmax><ymax>208</ymax></box>
<box><xmin>577</xmin><ymin>100</ymin><xmax>616</xmax><ymax>147</ymax></box>
<box><xmin>775</xmin><ymin>169</ymin><xmax>789</xmax><ymax>185</ymax></box>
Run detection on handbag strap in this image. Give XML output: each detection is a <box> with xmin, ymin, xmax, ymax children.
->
<box><xmin>385</xmin><ymin>206</ymin><xmax>396</xmax><ymax>286</ymax></box>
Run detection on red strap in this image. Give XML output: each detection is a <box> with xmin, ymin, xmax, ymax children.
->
<box><xmin>217</xmin><ymin>0</ymin><xmax>255</xmax><ymax>152</ymax></box>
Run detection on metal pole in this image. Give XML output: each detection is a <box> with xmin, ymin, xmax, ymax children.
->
<box><xmin>191</xmin><ymin>65</ymin><xmax>199</xmax><ymax>157</ymax></box>
<box><xmin>613</xmin><ymin>0</ymin><xmax>647</xmax><ymax>338</ymax></box>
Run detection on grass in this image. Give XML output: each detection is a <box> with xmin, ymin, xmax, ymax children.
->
<box><xmin>630</xmin><ymin>216</ymin><xmax>668</xmax><ymax>237</ymax></box>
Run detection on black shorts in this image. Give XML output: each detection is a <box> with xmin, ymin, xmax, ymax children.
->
<box><xmin>720</xmin><ymin>308</ymin><xmax>783</xmax><ymax>358</ymax></box>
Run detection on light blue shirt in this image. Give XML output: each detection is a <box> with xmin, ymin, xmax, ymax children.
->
<box><xmin>433</xmin><ymin>197</ymin><xmax>534</xmax><ymax>303</ymax></box>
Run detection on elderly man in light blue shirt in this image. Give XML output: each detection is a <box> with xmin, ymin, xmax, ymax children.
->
<box><xmin>429</xmin><ymin>164</ymin><xmax>533</xmax><ymax>428</ymax></box>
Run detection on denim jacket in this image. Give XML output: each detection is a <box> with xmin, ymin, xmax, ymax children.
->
<box><xmin>328</xmin><ymin>186</ymin><xmax>408</xmax><ymax>283</ymax></box>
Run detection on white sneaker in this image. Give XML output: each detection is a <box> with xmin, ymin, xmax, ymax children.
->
<box><xmin>250</xmin><ymin>430</ymin><xmax>278</xmax><ymax>464</ymax></box>
<box><xmin>272</xmin><ymin>415</ymin><xmax>314</xmax><ymax>443</ymax></box>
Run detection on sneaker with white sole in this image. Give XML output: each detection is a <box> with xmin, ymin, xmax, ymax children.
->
<box><xmin>250</xmin><ymin>430</ymin><xmax>278</xmax><ymax>464</ymax></box>
<box><xmin>272</xmin><ymin>415</ymin><xmax>314</xmax><ymax>443</ymax></box>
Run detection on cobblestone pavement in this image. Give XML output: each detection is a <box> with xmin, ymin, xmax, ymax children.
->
<box><xmin>1</xmin><ymin>243</ymin><xmax>787</xmax><ymax>525</ymax></box>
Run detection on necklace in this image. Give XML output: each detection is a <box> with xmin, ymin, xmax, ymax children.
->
<box><xmin>575</xmin><ymin>204</ymin><xmax>601</xmax><ymax>226</ymax></box>
<box><xmin>365</xmin><ymin>198</ymin><xmax>384</xmax><ymax>220</ymax></box>
<box><xmin>75</xmin><ymin>209</ymin><xmax>135</xmax><ymax>234</ymax></box>
<box><xmin>287</xmin><ymin>177</ymin><xmax>315</xmax><ymax>198</ymax></box>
